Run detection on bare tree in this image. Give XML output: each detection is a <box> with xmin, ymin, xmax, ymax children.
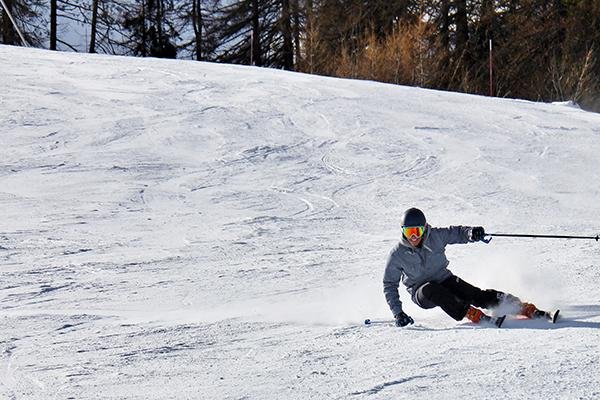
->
<box><xmin>122</xmin><ymin>0</ymin><xmax>177</xmax><ymax>58</ymax></box>
<box><xmin>213</xmin><ymin>0</ymin><xmax>300</xmax><ymax>69</ymax></box>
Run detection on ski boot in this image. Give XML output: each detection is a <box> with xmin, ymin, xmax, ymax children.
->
<box><xmin>520</xmin><ymin>302</ymin><xmax>560</xmax><ymax>323</ymax></box>
<box><xmin>465</xmin><ymin>306</ymin><xmax>506</xmax><ymax>328</ymax></box>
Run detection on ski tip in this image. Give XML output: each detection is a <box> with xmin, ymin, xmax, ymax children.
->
<box><xmin>552</xmin><ymin>310</ymin><xmax>560</xmax><ymax>323</ymax></box>
<box><xmin>494</xmin><ymin>315</ymin><xmax>507</xmax><ymax>328</ymax></box>
<box><xmin>364</xmin><ymin>318</ymin><xmax>371</xmax><ymax>325</ymax></box>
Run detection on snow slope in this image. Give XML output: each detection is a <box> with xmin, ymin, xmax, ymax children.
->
<box><xmin>1</xmin><ymin>45</ymin><xmax>600</xmax><ymax>399</ymax></box>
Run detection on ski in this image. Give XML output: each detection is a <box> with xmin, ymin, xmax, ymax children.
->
<box><xmin>551</xmin><ymin>309</ymin><xmax>560</xmax><ymax>323</ymax></box>
<box><xmin>480</xmin><ymin>314</ymin><xmax>506</xmax><ymax>328</ymax></box>
<box><xmin>533</xmin><ymin>309</ymin><xmax>560</xmax><ymax>323</ymax></box>
<box><xmin>493</xmin><ymin>315</ymin><xmax>506</xmax><ymax>327</ymax></box>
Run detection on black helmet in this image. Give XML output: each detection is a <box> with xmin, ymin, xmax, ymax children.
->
<box><xmin>401</xmin><ymin>207</ymin><xmax>426</xmax><ymax>227</ymax></box>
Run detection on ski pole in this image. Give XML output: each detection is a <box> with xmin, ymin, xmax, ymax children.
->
<box><xmin>486</xmin><ymin>233</ymin><xmax>599</xmax><ymax>241</ymax></box>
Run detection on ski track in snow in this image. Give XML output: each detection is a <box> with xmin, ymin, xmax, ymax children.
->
<box><xmin>1</xmin><ymin>46</ymin><xmax>600</xmax><ymax>399</ymax></box>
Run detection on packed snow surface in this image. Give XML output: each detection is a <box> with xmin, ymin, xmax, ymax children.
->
<box><xmin>1</xmin><ymin>45</ymin><xmax>600</xmax><ymax>399</ymax></box>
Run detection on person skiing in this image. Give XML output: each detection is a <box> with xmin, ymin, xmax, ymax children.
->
<box><xmin>383</xmin><ymin>207</ymin><xmax>550</xmax><ymax>327</ymax></box>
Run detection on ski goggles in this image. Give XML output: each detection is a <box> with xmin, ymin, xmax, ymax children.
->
<box><xmin>402</xmin><ymin>226</ymin><xmax>425</xmax><ymax>238</ymax></box>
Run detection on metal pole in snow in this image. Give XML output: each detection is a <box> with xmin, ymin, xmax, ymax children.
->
<box><xmin>489</xmin><ymin>39</ymin><xmax>493</xmax><ymax>97</ymax></box>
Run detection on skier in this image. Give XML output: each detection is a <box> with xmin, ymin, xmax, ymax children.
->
<box><xmin>383</xmin><ymin>207</ymin><xmax>548</xmax><ymax>327</ymax></box>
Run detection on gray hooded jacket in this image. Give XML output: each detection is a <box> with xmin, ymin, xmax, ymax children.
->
<box><xmin>383</xmin><ymin>225</ymin><xmax>474</xmax><ymax>316</ymax></box>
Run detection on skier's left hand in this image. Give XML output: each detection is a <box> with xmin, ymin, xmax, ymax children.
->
<box><xmin>471</xmin><ymin>226</ymin><xmax>485</xmax><ymax>241</ymax></box>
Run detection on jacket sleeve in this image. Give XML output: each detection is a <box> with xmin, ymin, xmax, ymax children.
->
<box><xmin>439</xmin><ymin>225</ymin><xmax>472</xmax><ymax>245</ymax></box>
<box><xmin>383</xmin><ymin>254</ymin><xmax>403</xmax><ymax>316</ymax></box>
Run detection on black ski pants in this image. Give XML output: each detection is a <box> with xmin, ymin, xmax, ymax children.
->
<box><xmin>413</xmin><ymin>275</ymin><xmax>503</xmax><ymax>321</ymax></box>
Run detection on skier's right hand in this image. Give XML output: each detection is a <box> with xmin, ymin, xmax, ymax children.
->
<box><xmin>394</xmin><ymin>311</ymin><xmax>414</xmax><ymax>327</ymax></box>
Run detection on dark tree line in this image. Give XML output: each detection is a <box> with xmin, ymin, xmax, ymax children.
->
<box><xmin>308</xmin><ymin>0</ymin><xmax>599</xmax><ymax>110</ymax></box>
<box><xmin>1</xmin><ymin>0</ymin><xmax>599</xmax><ymax>110</ymax></box>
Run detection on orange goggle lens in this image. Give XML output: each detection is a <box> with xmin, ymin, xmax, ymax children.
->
<box><xmin>402</xmin><ymin>226</ymin><xmax>424</xmax><ymax>238</ymax></box>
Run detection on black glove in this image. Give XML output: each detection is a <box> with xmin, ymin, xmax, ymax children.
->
<box><xmin>394</xmin><ymin>311</ymin><xmax>414</xmax><ymax>327</ymax></box>
<box><xmin>470</xmin><ymin>226</ymin><xmax>485</xmax><ymax>242</ymax></box>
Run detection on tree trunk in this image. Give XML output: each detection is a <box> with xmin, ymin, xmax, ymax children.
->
<box><xmin>156</xmin><ymin>0</ymin><xmax>163</xmax><ymax>41</ymax></box>
<box><xmin>192</xmin><ymin>0</ymin><xmax>202</xmax><ymax>60</ymax></box>
<box><xmin>251</xmin><ymin>0</ymin><xmax>262</xmax><ymax>66</ymax></box>
<box><xmin>141</xmin><ymin>0</ymin><xmax>147</xmax><ymax>56</ymax></box>
<box><xmin>50</xmin><ymin>0</ymin><xmax>57</xmax><ymax>50</ymax></box>
<box><xmin>437</xmin><ymin>0</ymin><xmax>451</xmax><ymax>88</ymax></box>
<box><xmin>281</xmin><ymin>0</ymin><xmax>293</xmax><ymax>70</ymax></box>
<box><xmin>292</xmin><ymin>0</ymin><xmax>300</xmax><ymax>65</ymax></box>
<box><xmin>89</xmin><ymin>0</ymin><xmax>99</xmax><ymax>53</ymax></box>
<box><xmin>455</xmin><ymin>0</ymin><xmax>469</xmax><ymax>52</ymax></box>
<box><xmin>454</xmin><ymin>0</ymin><xmax>470</xmax><ymax>88</ymax></box>
<box><xmin>305</xmin><ymin>0</ymin><xmax>314</xmax><ymax>73</ymax></box>
<box><xmin>439</xmin><ymin>0</ymin><xmax>450</xmax><ymax>50</ymax></box>
<box><xmin>553</xmin><ymin>0</ymin><xmax>567</xmax><ymax>45</ymax></box>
